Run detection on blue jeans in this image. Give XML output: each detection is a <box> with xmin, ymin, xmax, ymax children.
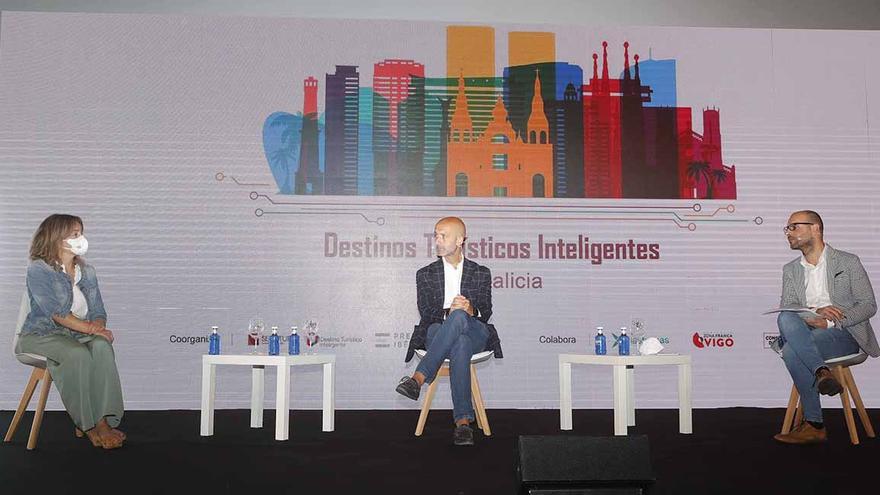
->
<box><xmin>776</xmin><ymin>312</ymin><xmax>860</xmax><ymax>422</ymax></box>
<box><xmin>415</xmin><ymin>309</ymin><xmax>489</xmax><ymax>422</ymax></box>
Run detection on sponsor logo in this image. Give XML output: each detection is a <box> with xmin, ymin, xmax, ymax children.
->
<box><xmin>539</xmin><ymin>335</ymin><xmax>577</xmax><ymax>344</ymax></box>
<box><xmin>610</xmin><ymin>334</ymin><xmax>670</xmax><ymax>350</ymax></box>
<box><xmin>318</xmin><ymin>335</ymin><xmax>365</xmax><ymax>349</ymax></box>
<box><xmin>170</xmin><ymin>333</ymin><xmax>238</xmax><ymax>346</ymax></box>
<box><xmin>692</xmin><ymin>332</ymin><xmax>734</xmax><ymax>348</ymax></box>
<box><xmin>374</xmin><ymin>331</ymin><xmax>410</xmax><ymax>349</ymax></box>
<box><xmin>170</xmin><ymin>334</ymin><xmax>210</xmax><ymax>345</ymax></box>
<box><xmin>763</xmin><ymin>332</ymin><xmax>783</xmax><ymax>354</ymax></box>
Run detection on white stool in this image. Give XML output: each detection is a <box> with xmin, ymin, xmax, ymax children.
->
<box><xmin>4</xmin><ymin>293</ymin><xmax>54</xmax><ymax>450</ymax></box>
<box><xmin>413</xmin><ymin>349</ymin><xmax>493</xmax><ymax>436</ymax></box>
<box><xmin>780</xmin><ymin>352</ymin><xmax>875</xmax><ymax>445</ymax></box>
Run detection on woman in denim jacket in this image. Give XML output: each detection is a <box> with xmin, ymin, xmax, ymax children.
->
<box><xmin>17</xmin><ymin>214</ymin><xmax>125</xmax><ymax>449</ymax></box>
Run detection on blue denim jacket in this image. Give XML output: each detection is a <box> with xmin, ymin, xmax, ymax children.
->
<box><xmin>23</xmin><ymin>259</ymin><xmax>107</xmax><ymax>336</ymax></box>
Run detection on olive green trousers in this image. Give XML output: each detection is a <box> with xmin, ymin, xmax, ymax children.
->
<box><xmin>17</xmin><ymin>331</ymin><xmax>124</xmax><ymax>431</ymax></box>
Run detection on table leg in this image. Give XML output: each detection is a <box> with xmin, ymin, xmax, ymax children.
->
<box><xmin>678</xmin><ymin>362</ymin><xmax>693</xmax><ymax>434</ymax></box>
<box><xmin>612</xmin><ymin>365</ymin><xmax>628</xmax><ymax>436</ymax></box>
<box><xmin>200</xmin><ymin>360</ymin><xmax>216</xmax><ymax>436</ymax></box>
<box><xmin>251</xmin><ymin>365</ymin><xmax>265</xmax><ymax>428</ymax></box>
<box><xmin>626</xmin><ymin>364</ymin><xmax>635</xmax><ymax>427</ymax></box>
<box><xmin>322</xmin><ymin>361</ymin><xmax>335</xmax><ymax>432</ymax></box>
<box><xmin>559</xmin><ymin>360</ymin><xmax>573</xmax><ymax>430</ymax></box>
<box><xmin>275</xmin><ymin>364</ymin><xmax>290</xmax><ymax>441</ymax></box>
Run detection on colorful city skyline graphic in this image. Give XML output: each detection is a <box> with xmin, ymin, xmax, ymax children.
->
<box><xmin>262</xmin><ymin>26</ymin><xmax>737</xmax><ymax>200</ymax></box>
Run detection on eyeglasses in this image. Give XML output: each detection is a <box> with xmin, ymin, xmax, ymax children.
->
<box><xmin>783</xmin><ymin>222</ymin><xmax>814</xmax><ymax>233</ymax></box>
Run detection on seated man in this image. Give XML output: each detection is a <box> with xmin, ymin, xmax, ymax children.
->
<box><xmin>395</xmin><ymin>216</ymin><xmax>500</xmax><ymax>446</ymax></box>
<box><xmin>773</xmin><ymin>210</ymin><xmax>878</xmax><ymax>444</ymax></box>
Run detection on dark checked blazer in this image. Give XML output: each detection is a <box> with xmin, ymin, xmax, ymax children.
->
<box><xmin>781</xmin><ymin>244</ymin><xmax>879</xmax><ymax>357</ymax></box>
<box><xmin>404</xmin><ymin>257</ymin><xmax>503</xmax><ymax>362</ymax></box>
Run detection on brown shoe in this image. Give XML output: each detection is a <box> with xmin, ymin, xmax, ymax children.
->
<box><xmin>773</xmin><ymin>422</ymin><xmax>827</xmax><ymax>444</ymax></box>
<box><xmin>816</xmin><ymin>368</ymin><xmax>843</xmax><ymax>396</ymax></box>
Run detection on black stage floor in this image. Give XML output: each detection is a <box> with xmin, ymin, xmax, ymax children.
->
<box><xmin>2</xmin><ymin>408</ymin><xmax>877</xmax><ymax>494</ymax></box>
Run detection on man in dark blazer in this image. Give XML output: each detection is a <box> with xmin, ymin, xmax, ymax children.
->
<box><xmin>773</xmin><ymin>210</ymin><xmax>878</xmax><ymax>444</ymax></box>
<box><xmin>395</xmin><ymin>217</ymin><xmax>500</xmax><ymax>446</ymax></box>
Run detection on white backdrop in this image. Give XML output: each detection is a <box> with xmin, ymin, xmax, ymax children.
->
<box><xmin>1</xmin><ymin>11</ymin><xmax>878</xmax><ymax>412</ymax></box>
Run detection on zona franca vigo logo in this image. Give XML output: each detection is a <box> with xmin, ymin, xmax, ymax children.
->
<box><xmin>692</xmin><ymin>332</ymin><xmax>734</xmax><ymax>349</ymax></box>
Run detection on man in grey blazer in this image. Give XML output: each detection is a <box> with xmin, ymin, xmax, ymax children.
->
<box><xmin>773</xmin><ymin>210</ymin><xmax>878</xmax><ymax>444</ymax></box>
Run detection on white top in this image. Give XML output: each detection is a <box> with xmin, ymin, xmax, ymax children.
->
<box><xmin>559</xmin><ymin>353</ymin><xmax>690</xmax><ymax>366</ymax></box>
<box><xmin>800</xmin><ymin>246</ymin><xmax>835</xmax><ymax>328</ymax></box>
<box><xmin>441</xmin><ymin>255</ymin><xmax>464</xmax><ymax>309</ymax></box>
<box><xmin>62</xmin><ymin>263</ymin><xmax>88</xmax><ymax>319</ymax></box>
<box><xmin>202</xmin><ymin>354</ymin><xmax>335</xmax><ymax>366</ymax></box>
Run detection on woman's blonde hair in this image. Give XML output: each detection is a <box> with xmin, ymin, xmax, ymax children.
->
<box><xmin>29</xmin><ymin>214</ymin><xmax>84</xmax><ymax>268</ymax></box>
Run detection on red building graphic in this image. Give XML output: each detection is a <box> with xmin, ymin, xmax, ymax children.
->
<box><xmin>295</xmin><ymin>76</ymin><xmax>322</xmax><ymax>194</ymax></box>
<box><xmin>372</xmin><ymin>59</ymin><xmax>426</xmax><ymax>195</ymax></box>
<box><xmin>581</xmin><ymin>42</ymin><xmax>736</xmax><ymax>199</ymax></box>
<box><xmin>373</xmin><ymin>59</ymin><xmax>425</xmax><ymax>140</ymax></box>
<box><xmin>582</xmin><ymin>42</ymin><xmax>622</xmax><ymax>198</ymax></box>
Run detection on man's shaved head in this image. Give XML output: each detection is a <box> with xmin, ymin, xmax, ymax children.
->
<box><xmin>433</xmin><ymin>217</ymin><xmax>467</xmax><ymax>260</ymax></box>
<box><xmin>790</xmin><ymin>210</ymin><xmax>824</xmax><ymax>235</ymax></box>
<box><xmin>436</xmin><ymin>216</ymin><xmax>466</xmax><ymax>239</ymax></box>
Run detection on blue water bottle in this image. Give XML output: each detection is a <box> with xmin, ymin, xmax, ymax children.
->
<box><xmin>209</xmin><ymin>326</ymin><xmax>221</xmax><ymax>355</ymax></box>
<box><xmin>288</xmin><ymin>326</ymin><xmax>300</xmax><ymax>355</ymax></box>
<box><xmin>268</xmin><ymin>326</ymin><xmax>280</xmax><ymax>355</ymax></box>
<box><xmin>595</xmin><ymin>326</ymin><xmax>607</xmax><ymax>355</ymax></box>
<box><xmin>618</xmin><ymin>327</ymin><xmax>630</xmax><ymax>356</ymax></box>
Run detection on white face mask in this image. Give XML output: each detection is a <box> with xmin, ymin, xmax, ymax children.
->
<box><xmin>64</xmin><ymin>236</ymin><xmax>89</xmax><ymax>256</ymax></box>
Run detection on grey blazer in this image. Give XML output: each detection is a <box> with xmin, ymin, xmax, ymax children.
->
<box><xmin>781</xmin><ymin>245</ymin><xmax>879</xmax><ymax>357</ymax></box>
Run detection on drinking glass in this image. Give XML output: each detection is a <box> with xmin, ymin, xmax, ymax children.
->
<box><xmin>248</xmin><ymin>318</ymin><xmax>265</xmax><ymax>354</ymax></box>
<box><xmin>304</xmin><ymin>318</ymin><xmax>320</xmax><ymax>354</ymax></box>
<box><xmin>630</xmin><ymin>318</ymin><xmax>646</xmax><ymax>355</ymax></box>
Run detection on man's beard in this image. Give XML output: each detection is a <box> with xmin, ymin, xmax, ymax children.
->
<box><xmin>789</xmin><ymin>236</ymin><xmax>810</xmax><ymax>251</ymax></box>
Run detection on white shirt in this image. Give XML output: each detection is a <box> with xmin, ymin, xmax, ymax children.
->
<box><xmin>441</xmin><ymin>255</ymin><xmax>464</xmax><ymax>309</ymax></box>
<box><xmin>800</xmin><ymin>246</ymin><xmax>834</xmax><ymax>328</ymax></box>
<box><xmin>62</xmin><ymin>263</ymin><xmax>89</xmax><ymax>319</ymax></box>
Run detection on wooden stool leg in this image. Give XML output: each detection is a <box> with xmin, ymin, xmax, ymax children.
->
<box><xmin>781</xmin><ymin>384</ymin><xmax>800</xmax><ymax>434</ymax></box>
<box><xmin>470</xmin><ymin>370</ymin><xmax>483</xmax><ymax>431</ymax></box>
<box><xmin>27</xmin><ymin>369</ymin><xmax>52</xmax><ymax>450</ymax></box>
<box><xmin>831</xmin><ymin>366</ymin><xmax>859</xmax><ymax>445</ymax></box>
<box><xmin>793</xmin><ymin>399</ymin><xmax>804</xmax><ymax>427</ymax></box>
<box><xmin>4</xmin><ymin>368</ymin><xmax>42</xmax><ymax>443</ymax></box>
<box><xmin>414</xmin><ymin>367</ymin><xmax>445</xmax><ymax>436</ymax></box>
<box><xmin>470</xmin><ymin>364</ymin><xmax>491</xmax><ymax>436</ymax></box>
<box><xmin>842</xmin><ymin>367</ymin><xmax>875</xmax><ymax>438</ymax></box>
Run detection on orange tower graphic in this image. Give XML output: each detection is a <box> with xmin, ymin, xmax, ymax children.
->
<box><xmin>447</xmin><ymin>74</ymin><xmax>553</xmax><ymax>197</ymax></box>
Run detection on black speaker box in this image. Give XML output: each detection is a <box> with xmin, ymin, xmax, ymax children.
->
<box><xmin>516</xmin><ymin>435</ymin><xmax>655</xmax><ymax>495</ymax></box>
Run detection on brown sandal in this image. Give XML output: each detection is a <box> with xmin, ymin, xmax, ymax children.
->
<box><xmin>83</xmin><ymin>429</ymin><xmax>124</xmax><ymax>449</ymax></box>
<box><xmin>80</xmin><ymin>425</ymin><xmax>126</xmax><ymax>441</ymax></box>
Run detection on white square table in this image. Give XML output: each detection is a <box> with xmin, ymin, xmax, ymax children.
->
<box><xmin>200</xmin><ymin>353</ymin><xmax>335</xmax><ymax>441</ymax></box>
<box><xmin>558</xmin><ymin>353</ymin><xmax>692</xmax><ymax>436</ymax></box>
